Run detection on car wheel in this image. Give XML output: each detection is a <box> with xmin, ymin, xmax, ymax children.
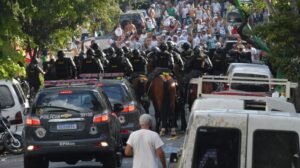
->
<box><xmin>24</xmin><ymin>155</ymin><xmax>49</xmax><ymax>168</ymax></box>
<box><xmin>102</xmin><ymin>153</ymin><xmax>117</xmax><ymax>168</ymax></box>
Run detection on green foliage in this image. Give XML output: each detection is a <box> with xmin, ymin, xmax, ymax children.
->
<box><xmin>254</xmin><ymin>2</ymin><xmax>300</xmax><ymax>81</ymax></box>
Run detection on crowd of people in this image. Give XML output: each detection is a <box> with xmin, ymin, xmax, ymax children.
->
<box><xmin>25</xmin><ymin>0</ymin><xmax>268</xmax><ymax>99</ymax></box>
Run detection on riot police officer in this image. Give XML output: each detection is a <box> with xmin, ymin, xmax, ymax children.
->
<box><xmin>26</xmin><ymin>57</ymin><xmax>44</xmax><ymax>94</ymax></box>
<box><xmin>105</xmin><ymin>47</ymin><xmax>116</xmax><ymax>60</ymax></box>
<box><xmin>107</xmin><ymin>47</ymin><xmax>133</xmax><ymax>76</ymax></box>
<box><xmin>122</xmin><ymin>46</ymin><xmax>132</xmax><ymax>59</ymax></box>
<box><xmin>91</xmin><ymin>43</ymin><xmax>109</xmax><ymax>67</ymax></box>
<box><xmin>167</xmin><ymin>41</ymin><xmax>184</xmax><ymax>71</ymax></box>
<box><xmin>81</xmin><ymin>48</ymin><xmax>104</xmax><ymax>74</ymax></box>
<box><xmin>54</xmin><ymin>50</ymin><xmax>77</xmax><ymax>80</ymax></box>
<box><xmin>130</xmin><ymin>49</ymin><xmax>148</xmax><ymax>74</ymax></box>
<box><xmin>181</xmin><ymin>42</ymin><xmax>192</xmax><ymax>62</ymax></box>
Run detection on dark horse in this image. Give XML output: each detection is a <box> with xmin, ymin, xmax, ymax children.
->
<box><xmin>150</xmin><ymin>71</ymin><xmax>177</xmax><ymax>136</ymax></box>
<box><xmin>131</xmin><ymin>74</ymin><xmax>150</xmax><ymax>113</ymax></box>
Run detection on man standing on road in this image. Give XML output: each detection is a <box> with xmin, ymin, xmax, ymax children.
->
<box><xmin>125</xmin><ymin>114</ymin><xmax>167</xmax><ymax>168</ymax></box>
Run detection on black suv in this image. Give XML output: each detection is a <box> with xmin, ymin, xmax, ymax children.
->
<box><xmin>23</xmin><ymin>83</ymin><xmax>123</xmax><ymax>168</ymax></box>
<box><xmin>99</xmin><ymin>79</ymin><xmax>146</xmax><ymax>143</ymax></box>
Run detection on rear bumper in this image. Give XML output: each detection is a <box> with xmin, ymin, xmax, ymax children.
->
<box><xmin>119</xmin><ymin>111</ymin><xmax>140</xmax><ymax>138</ymax></box>
<box><xmin>24</xmin><ymin>137</ymin><xmax>115</xmax><ymax>159</ymax></box>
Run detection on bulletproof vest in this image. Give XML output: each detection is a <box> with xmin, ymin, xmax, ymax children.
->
<box><xmin>190</xmin><ymin>56</ymin><xmax>204</xmax><ymax>71</ymax></box>
<box><xmin>156</xmin><ymin>52</ymin><xmax>171</xmax><ymax>68</ymax></box>
<box><xmin>27</xmin><ymin>63</ymin><xmax>39</xmax><ymax>81</ymax></box>
<box><xmin>108</xmin><ymin>57</ymin><xmax>124</xmax><ymax>73</ymax></box>
<box><xmin>131</xmin><ymin>56</ymin><xmax>145</xmax><ymax>73</ymax></box>
<box><xmin>181</xmin><ymin>50</ymin><xmax>192</xmax><ymax>61</ymax></box>
<box><xmin>55</xmin><ymin>58</ymin><xmax>72</xmax><ymax>79</ymax></box>
<box><xmin>81</xmin><ymin>58</ymin><xmax>101</xmax><ymax>73</ymax></box>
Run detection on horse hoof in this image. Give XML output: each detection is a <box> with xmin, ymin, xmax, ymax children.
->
<box><xmin>171</xmin><ymin>128</ymin><xmax>176</xmax><ymax>137</ymax></box>
<box><xmin>160</xmin><ymin>128</ymin><xmax>166</xmax><ymax>136</ymax></box>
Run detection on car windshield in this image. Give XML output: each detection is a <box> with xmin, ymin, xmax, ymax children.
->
<box><xmin>35</xmin><ymin>90</ymin><xmax>101</xmax><ymax>112</ymax></box>
<box><xmin>101</xmin><ymin>84</ymin><xmax>129</xmax><ymax>103</ymax></box>
<box><xmin>231</xmin><ymin>73</ymin><xmax>270</xmax><ymax>92</ymax></box>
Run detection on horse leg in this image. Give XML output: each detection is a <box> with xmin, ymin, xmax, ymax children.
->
<box><xmin>160</xmin><ymin>80</ymin><xmax>169</xmax><ymax>136</ymax></box>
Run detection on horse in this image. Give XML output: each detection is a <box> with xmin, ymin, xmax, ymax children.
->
<box><xmin>131</xmin><ymin>74</ymin><xmax>150</xmax><ymax>113</ymax></box>
<box><xmin>150</xmin><ymin>71</ymin><xmax>177</xmax><ymax>136</ymax></box>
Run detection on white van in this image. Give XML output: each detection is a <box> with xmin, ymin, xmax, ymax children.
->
<box><xmin>0</xmin><ymin>79</ymin><xmax>29</xmax><ymax>134</ymax></box>
<box><xmin>171</xmin><ymin>109</ymin><xmax>300</xmax><ymax>168</ymax></box>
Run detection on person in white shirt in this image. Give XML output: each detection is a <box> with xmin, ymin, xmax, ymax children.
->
<box><xmin>125</xmin><ymin>114</ymin><xmax>166</xmax><ymax>168</ymax></box>
<box><xmin>193</xmin><ymin>34</ymin><xmax>201</xmax><ymax>48</ymax></box>
<box><xmin>211</xmin><ymin>0</ymin><xmax>221</xmax><ymax>15</ymax></box>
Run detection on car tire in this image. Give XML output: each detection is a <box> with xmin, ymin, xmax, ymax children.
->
<box><xmin>102</xmin><ymin>153</ymin><xmax>117</xmax><ymax>168</ymax></box>
<box><xmin>24</xmin><ymin>155</ymin><xmax>49</xmax><ymax>168</ymax></box>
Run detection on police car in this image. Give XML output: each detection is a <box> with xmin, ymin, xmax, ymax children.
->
<box><xmin>23</xmin><ymin>79</ymin><xmax>123</xmax><ymax>168</ymax></box>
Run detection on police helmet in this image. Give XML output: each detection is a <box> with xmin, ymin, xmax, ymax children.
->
<box><xmin>95</xmin><ymin>49</ymin><xmax>105</xmax><ymax>58</ymax></box>
<box><xmin>86</xmin><ymin>48</ymin><xmax>95</xmax><ymax>58</ymax></box>
<box><xmin>159</xmin><ymin>42</ymin><xmax>168</xmax><ymax>52</ymax></box>
<box><xmin>166</xmin><ymin>41</ymin><xmax>175</xmax><ymax>50</ymax></box>
<box><xmin>132</xmin><ymin>49</ymin><xmax>140</xmax><ymax>57</ymax></box>
<box><xmin>182</xmin><ymin>42</ymin><xmax>191</xmax><ymax>51</ymax></box>
<box><xmin>193</xmin><ymin>46</ymin><xmax>201</xmax><ymax>56</ymax></box>
<box><xmin>115</xmin><ymin>48</ymin><xmax>124</xmax><ymax>56</ymax></box>
<box><xmin>91</xmin><ymin>43</ymin><xmax>99</xmax><ymax>50</ymax></box>
<box><xmin>151</xmin><ymin>46</ymin><xmax>160</xmax><ymax>53</ymax></box>
<box><xmin>106</xmin><ymin>47</ymin><xmax>115</xmax><ymax>56</ymax></box>
<box><xmin>57</xmin><ymin>50</ymin><xmax>65</xmax><ymax>59</ymax></box>
<box><xmin>122</xmin><ymin>46</ymin><xmax>130</xmax><ymax>54</ymax></box>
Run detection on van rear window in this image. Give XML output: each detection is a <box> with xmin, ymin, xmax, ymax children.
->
<box><xmin>0</xmin><ymin>85</ymin><xmax>14</xmax><ymax>108</ymax></box>
<box><xmin>253</xmin><ymin>130</ymin><xmax>299</xmax><ymax>168</ymax></box>
<box><xmin>231</xmin><ymin>73</ymin><xmax>269</xmax><ymax>92</ymax></box>
<box><xmin>192</xmin><ymin>127</ymin><xmax>241</xmax><ymax>168</ymax></box>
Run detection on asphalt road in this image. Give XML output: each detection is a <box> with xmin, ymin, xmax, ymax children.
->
<box><xmin>0</xmin><ymin>103</ymin><xmax>186</xmax><ymax>168</ymax></box>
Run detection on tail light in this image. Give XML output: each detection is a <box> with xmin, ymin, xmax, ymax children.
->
<box><xmin>27</xmin><ymin>145</ymin><xmax>41</xmax><ymax>151</ymax></box>
<box><xmin>26</xmin><ymin>117</ymin><xmax>41</xmax><ymax>126</ymax></box>
<box><xmin>122</xmin><ymin>105</ymin><xmax>136</xmax><ymax>113</ymax></box>
<box><xmin>93</xmin><ymin>114</ymin><xmax>109</xmax><ymax>123</ymax></box>
<box><xmin>10</xmin><ymin>111</ymin><xmax>23</xmax><ymax>125</ymax></box>
<box><xmin>120</xmin><ymin>129</ymin><xmax>129</xmax><ymax>134</ymax></box>
<box><xmin>59</xmin><ymin>90</ymin><xmax>73</xmax><ymax>94</ymax></box>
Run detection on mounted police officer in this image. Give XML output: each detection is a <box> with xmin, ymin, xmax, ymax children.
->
<box><xmin>181</xmin><ymin>42</ymin><xmax>192</xmax><ymax>62</ymax></box>
<box><xmin>81</xmin><ymin>48</ymin><xmax>104</xmax><ymax>74</ymax></box>
<box><xmin>26</xmin><ymin>57</ymin><xmax>45</xmax><ymax>94</ymax></box>
<box><xmin>55</xmin><ymin>50</ymin><xmax>76</xmax><ymax>80</ymax></box>
<box><xmin>107</xmin><ymin>47</ymin><xmax>133</xmax><ymax>76</ymax></box>
<box><xmin>148</xmin><ymin>42</ymin><xmax>175</xmax><ymax>81</ymax></box>
<box><xmin>167</xmin><ymin>41</ymin><xmax>184</xmax><ymax>71</ymax></box>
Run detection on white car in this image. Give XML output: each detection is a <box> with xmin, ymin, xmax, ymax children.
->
<box><xmin>0</xmin><ymin>79</ymin><xmax>29</xmax><ymax>134</ymax></box>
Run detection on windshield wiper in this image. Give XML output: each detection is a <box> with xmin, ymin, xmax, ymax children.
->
<box><xmin>35</xmin><ymin>105</ymin><xmax>82</xmax><ymax>113</ymax></box>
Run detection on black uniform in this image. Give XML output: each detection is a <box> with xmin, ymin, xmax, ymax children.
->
<box><xmin>107</xmin><ymin>48</ymin><xmax>133</xmax><ymax>75</ymax></box>
<box><xmin>81</xmin><ymin>58</ymin><xmax>104</xmax><ymax>74</ymax></box>
<box><xmin>130</xmin><ymin>50</ymin><xmax>148</xmax><ymax>74</ymax></box>
<box><xmin>26</xmin><ymin>58</ymin><xmax>44</xmax><ymax>93</ymax></box>
<box><xmin>181</xmin><ymin>42</ymin><xmax>192</xmax><ymax>62</ymax></box>
<box><xmin>55</xmin><ymin>51</ymin><xmax>76</xmax><ymax>80</ymax></box>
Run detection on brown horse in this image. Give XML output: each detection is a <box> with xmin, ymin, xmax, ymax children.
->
<box><xmin>131</xmin><ymin>74</ymin><xmax>150</xmax><ymax>113</ymax></box>
<box><xmin>150</xmin><ymin>72</ymin><xmax>177</xmax><ymax>136</ymax></box>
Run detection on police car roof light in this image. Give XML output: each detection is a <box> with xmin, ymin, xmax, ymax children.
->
<box><xmin>44</xmin><ymin>79</ymin><xmax>98</xmax><ymax>88</ymax></box>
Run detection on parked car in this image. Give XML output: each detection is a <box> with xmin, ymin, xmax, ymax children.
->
<box><xmin>0</xmin><ymin>79</ymin><xmax>29</xmax><ymax>131</ymax></box>
<box><xmin>120</xmin><ymin>10</ymin><xmax>146</xmax><ymax>34</ymax></box>
<box><xmin>98</xmin><ymin>79</ymin><xmax>146</xmax><ymax>143</ymax></box>
<box><xmin>170</xmin><ymin>107</ymin><xmax>300</xmax><ymax>168</ymax></box>
<box><xmin>23</xmin><ymin>80</ymin><xmax>123</xmax><ymax>168</ymax></box>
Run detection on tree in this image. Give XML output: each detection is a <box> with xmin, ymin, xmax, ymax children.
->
<box><xmin>0</xmin><ymin>0</ymin><xmax>26</xmax><ymax>79</ymax></box>
<box><xmin>254</xmin><ymin>0</ymin><xmax>300</xmax><ymax>81</ymax></box>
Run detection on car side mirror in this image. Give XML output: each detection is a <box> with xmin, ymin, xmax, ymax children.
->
<box><xmin>113</xmin><ymin>104</ymin><xmax>124</xmax><ymax>113</ymax></box>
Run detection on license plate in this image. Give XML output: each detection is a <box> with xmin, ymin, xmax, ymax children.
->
<box><xmin>57</xmin><ymin>123</ymin><xmax>77</xmax><ymax>130</ymax></box>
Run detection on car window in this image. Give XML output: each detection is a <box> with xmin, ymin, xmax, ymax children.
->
<box><xmin>13</xmin><ymin>84</ymin><xmax>25</xmax><ymax>105</ymax></box>
<box><xmin>231</xmin><ymin>73</ymin><xmax>269</xmax><ymax>92</ymax></box>
<box><xmin>101</xmin><ymin>84</ymin><xmax>129</xmax><ymax>102</ymax></box>
<box><xmin>0</xmin><ymin>85</ymin><xmax>14</xmax><ymax>108</ymax></box>
<box><xmin>192</xmin><ymin>127</ymin><xmax>241</xmax><ymax>168</ymax></box>
<box><xmin>253</xmin><ymin>130</ymin><xmax>299</xmax><ymax>168</ymax></box>
<box><xmin>35</xmin><ymin>91</ymin><xmax>102</xmax><ymax>113</ymax></box>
